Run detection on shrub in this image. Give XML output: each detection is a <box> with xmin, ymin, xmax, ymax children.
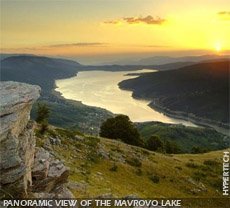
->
<box><xmin>146</xmin><ymin>135</ymin><xmax>163</xmax><ymax>151</ymax></box>
<box><xmin>36</xmin><ymin>103</ymin><xmax>50</xmax><ymax>123</ymax></box>
<box><xmin>192</xmin><ymin>171</ymin><xmax>207</xmax><ymax>181</ymax></box>
<box><xmin>135</xmin><ymin>168</ymin><xmax>143</xmax><ymax>176</ymax></box>
<box><xmin>85</xmin><ymin>136</ymin><xmax>100</xmax><ymax>147</ymax></box>
<box><xmin>203</xmin><ymin>160</ymin><xmax>219</xmax><ymax>166</ymax></box>
<box><xmin>87</xmin><ymin>150</ymin><xmax>99</xmax><ymax>163</ymax></box>
<box><xmin>39</xmin><ymin>121</ymin><xmax>49</xmax><ymax>134</ymax></box>
<box><xmin>200</xmin><ymin>165</ymin><xmax>211</xmax><ymax>172</ymax></box>
<box><xmin>111</xmin><ymin>145</ymin><xmax>123</xmax><ymax>153</ymax></box>
<box><xmin>145</xmin><ymin>135</ymin><xmax>182</xmax><ymax>154</ymax></box>
<box><xmin>164</xmin><ymin>141</ymin><xmax>182</xmax><ymax>154</ymax></box>
<box><xmin>109</xmin><ymin>163</ymin><xmax>118</xmax><ymax>172</ymax></box>
<box><xmin>35</xmin><ymin>103</ymin><xmax>50</xmax><ymax>134</ymax></box>
<box><xmin>100</xmin><ymin>115</ymin><xmax>143</xmax><ymax>146</ymax></box>
<box><xmin>126</xmin><ymin>157</ymin><xmax>142</xmax><ymax>167</ymax></box>
<box><xmin>191</xmin><ymin>146</ymin><xmax>208</xmax><ymax>154</ymax></box>
<box><xmin>186</xmin><ymin>162</ymin><xmax>199</xmax><ymax>168</ymax></box>
<box><xmin>175</xmin><ymin>166</ymin><xmax>182</xmax><ymax>170</ymax></box>
<box><xmin>149</xmin><ymin>175</ymin><xmax>160</xmax><ymax>183</ymax></box>
<box><xmin>210</xmin><ymin>178</ymin><xmax>222</xmax><ymax>190</ymax></box>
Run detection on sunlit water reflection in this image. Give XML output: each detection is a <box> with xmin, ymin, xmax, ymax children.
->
<box><xmin>55</xmin><ymin>69</ymin><xmax>196</xmax><ymax>126</ymax></box>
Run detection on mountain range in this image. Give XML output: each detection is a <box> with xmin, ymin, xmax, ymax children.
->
<box><xmin>102</xmin><ymin>54</ymin><xmax>230</xmax><ymax>65</ymax></box>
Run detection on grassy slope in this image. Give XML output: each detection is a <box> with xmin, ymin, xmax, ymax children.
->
<box><xmin>119</xmin><ymin>61</ymin><xmax>230</xmax><ymax>124</ymax></box>
<box><xmin>136</xmin><ymin>122</ymin><xmax>230</xmax><ymax>153</ymax></box>
<box><xmin>36</xmin><ymin>127</ymin><xmax>229</xmax><ymax>203</ymax></box>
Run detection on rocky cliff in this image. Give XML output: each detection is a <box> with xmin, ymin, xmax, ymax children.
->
<box><xmin>0</xmin><ymin>81</ymin><xmax>73</xmax><ymax>198</ymax></box>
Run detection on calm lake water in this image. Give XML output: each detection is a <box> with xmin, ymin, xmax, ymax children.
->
<box><xmin>55</xmin><ymin>69</ymin><xmax>196</xmax><ymax>126</ymax></box>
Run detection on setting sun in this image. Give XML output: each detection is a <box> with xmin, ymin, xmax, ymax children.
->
<box><xmin>215</xmin><ymin>42</ymin><xmax>222</xmax><ymax>52</ymax></box>
<box><xmin>1</xmin><ymin>0</ymin><xmax>229</xmax><ymax>63</ymax></box>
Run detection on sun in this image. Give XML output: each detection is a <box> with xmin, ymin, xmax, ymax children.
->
<box><xmin>215</xmin><ymin>42</ymin><xmax>222</xmax><ymax>53</ymax></box>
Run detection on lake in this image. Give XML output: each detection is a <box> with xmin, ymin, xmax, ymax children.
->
<box><xmin>55</xmin><ymin>69</ymin><xmax>196</xmax><ymax>126</ymax></box>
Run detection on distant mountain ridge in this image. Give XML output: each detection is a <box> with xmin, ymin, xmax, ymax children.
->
<box><xmin>102</xmin><ymin>54</ymin><xmax>230</xmax><ymax>65</ymax></box>
<box><xmin>0</xmin><ymin>53</ymin><xmax>36</xmax><ymax>61</ymax></box>
<box><xmin>1</xmin><ymin>55</ymin><xmax>80</xmax><ymax>95</ymax></box>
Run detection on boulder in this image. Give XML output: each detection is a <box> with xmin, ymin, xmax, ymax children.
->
<box><xmin>32</xmin><ymin>148</ymin><xmax>50</xmax><ymax>180</ymax></box>
<box><xmin>32</xmin><ymin>149</ymin><xmax>69</xmax><ymax>193</ymax></box>
<box><xmin>0</xmin><ymin>81</ymin><xmax>73</xmax><ymax>198</ymax></box>
<box><xmin>0</xmin><ymin>81</ymin><xmax>40</xmax><ymax>140</ymax></box>
<box><xmin>0</xmin><ymin>81</ymin><xmax>40</xmax><ymax>197</ymax></box>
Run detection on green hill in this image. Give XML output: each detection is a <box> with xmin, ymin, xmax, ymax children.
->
<box><xmin>36</xmin><ymin>126</ymin><xmax>229</xmax><ymax>207</ymax></box>
<box><xmin>136</xmin><ymin>121</ymin><xmax>229</xmax><ymax>153</ymax></box>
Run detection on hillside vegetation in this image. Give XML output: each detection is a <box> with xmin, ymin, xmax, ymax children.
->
<box><xmin>119</xmin><ymin>61</ymin><xmax>230</xmax><ymax>124</ymax></box>
<box><xmin>36</xmin><ymin>126</ymin><xmax>229</xmax><ymax>207</ymax></box>
<box><xmin>137</xmin><ymin>121</ymin><xmax>229</xmax><ymax>153</ymax></box>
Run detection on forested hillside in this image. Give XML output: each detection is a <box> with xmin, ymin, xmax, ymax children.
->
<box><xmin>120</xmin><ymin>61</ymin><xmax>230</xmax><ymax>124</ymax></box>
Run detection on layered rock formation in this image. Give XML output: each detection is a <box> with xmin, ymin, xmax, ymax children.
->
<box><xmin>32</xmin><ymin>147</ymin><xmax>70</xmax><ymax>197</ymax></box>
<box><xmin>0</xmin><ymin>81</ymin><xmax>72</xmax><ymax>198</ymax></box>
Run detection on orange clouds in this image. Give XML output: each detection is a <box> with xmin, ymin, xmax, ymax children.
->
<box><xmin>123</xmin><ymin>15</ymin><xmax>165</xmax><ymax>25</ymax></box>
<box><xmin>104</xmin><ymin>15</ymin><xmax>165</xmax><ymax>25</ymax></box>
<box><xmin>49</xmin><ymin>42</ymin><xmax>107</xmax><ymax>48</ymax></box>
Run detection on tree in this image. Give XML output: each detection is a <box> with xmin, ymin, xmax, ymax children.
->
<box><xmin>164</xmin><ymin>141</ymin><xmax>182</xmax><ymax>154</ymax></box>
<box><xmin>36</xmin><ymin>103</ymin><xmax>50</xmax><ymax>134</ymax></box>
<box><xmin>146</xmin><ymin>135</ymin><xmax>163</xmax><ymax>151</ymax></box>
<box><xmin>99</xmin><ymin>115</ymin><xmax>142</xmax><ymax>146</ymax></box>
<box><xmin>36</xmin><ymin>103</ymin><xmax>50</xmax><ymax>123</ymax></box>
<box><xmin>191</xmin><ymin>146</ymin><xmax>208</xmax><ymax>154</ymax></box>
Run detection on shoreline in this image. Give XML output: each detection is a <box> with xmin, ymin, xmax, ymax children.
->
<box><xmin>148</xmin><ymin>98</ymin><xmax>230</xmax><ymax>136</ymax></box>
<box><xmin>54</xmin><ymin>72</ymin><xmax>229</xmax><ymax>136</ymax></box>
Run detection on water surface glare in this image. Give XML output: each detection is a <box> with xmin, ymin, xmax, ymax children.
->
<box><xmin>56</xmin><ymin>69</ymin><xmax>196</xmax><ymax>126</ymax></box>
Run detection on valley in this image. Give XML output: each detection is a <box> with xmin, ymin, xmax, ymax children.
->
<box><xmin>1</xmin><ymin>54</ymin><xmax>229</xmax><ymax>206</ymax></box>
<box><xmin>55</xmin><ymin>69</ymin><xmax>195</xmax><ymax>126</ymax></box>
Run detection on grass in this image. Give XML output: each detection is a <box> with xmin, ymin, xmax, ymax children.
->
<box><xmin>35</xmin><ymin>126</ymin><xmax>229</xmax><ymax>201</ymax></box>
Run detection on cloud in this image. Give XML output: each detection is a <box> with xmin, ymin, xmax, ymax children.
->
<box><xmin>218</xmin><ymin>11</ymin><xmax>230</xmax><ymax>15</ymax></box>
<box><xmin>104</xmin><ymin>15</ymin><xmax>165</xmax><ymax>25</ymax></box>
<box><xmin>145</xmin><ymin>44</ymin><xmax>170</xmax><ymax>48</ymax></box>
<box><xmin>123</xmin><ymin>15</ymin><xmax>165</xmax><ymax>25</ymax></box>
<box><xmin>49</xmin><ymin>42</ymin><xmax>107</xmax><ymax>48</ymax></box>
<box><xmin>217</xmin><ymin>11</ymin><xmax>230</xmax><ymax>20</ymax></box>
<box><xmin>103</xmin><ymin>20</ymin><xmax>121</xmax><ymax>25</ymax></box>
<box><xmin>0</xmin><ymin>43</ymin><xmax>107</xmax><ymax>53</ymax></box>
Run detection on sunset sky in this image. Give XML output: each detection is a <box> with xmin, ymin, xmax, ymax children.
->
<box><xmin>1</xmin><ymin>0</ymin><xmax>230</xmax><ymax>63</ymax></box>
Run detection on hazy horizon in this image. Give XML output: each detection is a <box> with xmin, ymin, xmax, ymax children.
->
<box><xmin>1</xmin><ymin>0</ymin><xmax>229</xmax><ymax>64</ymax></box>
<box><xmin>1</xmin><ymin>50</ymin><xmax>230</xmax><ymax>65</ymax></box>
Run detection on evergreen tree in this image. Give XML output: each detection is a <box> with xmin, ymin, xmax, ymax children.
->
<box><xmin>36</xmin><ymin>103</ymin><xmax>50</xmax><ymax>134</ymax></box>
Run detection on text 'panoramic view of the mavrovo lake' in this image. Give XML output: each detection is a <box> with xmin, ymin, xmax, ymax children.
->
<box><xmin>56</xmin><ymin>69</ymin><xmax>196</xmax><ymax>126</ymax></box>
